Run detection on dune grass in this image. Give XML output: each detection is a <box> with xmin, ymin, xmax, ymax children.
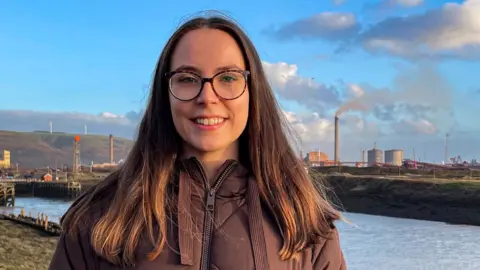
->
<box><xmin>0</xmin><ymin>219</ymin><xmax>58</xmax><ymax>270</ymax></box>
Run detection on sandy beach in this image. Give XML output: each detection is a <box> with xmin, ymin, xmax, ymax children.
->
<box><xmin>0</xmin><ymin>219</ymin><xmax>58</xmax><ymax>270</ymax></box>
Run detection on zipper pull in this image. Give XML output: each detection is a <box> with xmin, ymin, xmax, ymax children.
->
<box><xmin>206</xmin><ymin>190</ymin><xmax>215</xmax><ymax>212</ymax></box>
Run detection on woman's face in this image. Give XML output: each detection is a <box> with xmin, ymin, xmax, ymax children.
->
<box><xmin>169</xmin><ymin>28</ymin><xmax>249</xmax><ymax>158</ymax></box>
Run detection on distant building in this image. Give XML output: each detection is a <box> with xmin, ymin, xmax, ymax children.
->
<box><xmin>367</xmin><ymin>148</ymin><xmax>383</xmax><ymax>166</ymax></box>
<box><xmin>306</xmin><ymin>151</ymin><xmax>328</xmax><ymax>162</ymax></box>
<box><xmin>92</xmin><ymin>163</ymin><xmax>118</xmax><ymax>169</ymax></box>
<box><xmin>0</xmin><ymin>150</ymin><xmax>10</xmax><ymax>169</ymax></box>
<box><xmin>42</xmin><ymin>173</ymin><xmax>53</xmax><ymax>182</ymax></box>
<box><xmin>305</xmin><ymin>151</ymin><xmax>333</xmax><ymax>167</ymax></box>
<box><xmin>385</xmin><ymin>149</ymin><xmax>403</xmax><ymax>166</ymax></box>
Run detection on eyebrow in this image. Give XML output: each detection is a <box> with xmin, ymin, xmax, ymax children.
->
<box><xmin>172</xmin><ymin>64</ymin><xmax>245</xmax><ymax>74</ymax></box>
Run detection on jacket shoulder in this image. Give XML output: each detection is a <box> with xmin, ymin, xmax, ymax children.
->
<box><xmin>311</xmin><ymin>227</ymin><xmax>347</xmax><ymax>270</ymax></box>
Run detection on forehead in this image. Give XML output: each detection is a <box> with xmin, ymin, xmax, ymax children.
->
<box><xmin>170</xmin><ymin>28</ymin><xmax>246</xmax><ymax>73</ymax></box>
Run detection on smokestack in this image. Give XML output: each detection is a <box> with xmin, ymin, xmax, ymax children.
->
<box><xmin>73</xmin><ymin>136</ymin><xmax>80</xmax><ymax>175</ymax></box>
<box><xmin>109</xmin><ymin>134</ymin><xmax>114</xmax><ymax>164</ymax></box>
<box><xmin>334</xmin><ymin>116</ymin><xmax>339</xmax><ymax>166</ymax></box>
<box><xmin>73</xmin><ymin>140</ymin><xmax>77</xmax><ymax>174</ymax></box>
<box><xmin>445</xmin><ymin>133</ymin><xmax>449</xmax><ymax>164</ymax></box>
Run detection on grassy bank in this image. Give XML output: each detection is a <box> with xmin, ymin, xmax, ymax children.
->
<box><xmin>324</xmin><ymin>175</ymin><xmax>480</xmax><ymax>226</ymax></box>
<box><xmin>312</xmin><ymin>165</ymin><xmax>480</xmax><ymax>178</ymax></box>
<box><xmin>0</xmin><ymin>219</ymin><xmax>58</xmax><ymax>270</ymax></box>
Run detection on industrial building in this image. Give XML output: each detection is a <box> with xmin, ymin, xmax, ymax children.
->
<box><xmin>304</xmin><ymin>151</ymin><xmax>334</xmax><ymax>167</ymax></box>
<box><xmin>385</xmin><ymin>149</ymin><xmax>404</xmax><ymax>166</ymax></box>
<box><xmin>91</xmin><ymin>134</ymin><xmax>117</xmax><ymax>169</ymax></box>
<box><xmin>367</xmin><ymin>146</ymin><xmax>383</xmax><ymax>166</ymax></box>
<box><xmin>0</xmin><ymin>150</ymin><xmax>11</xmax><ymax>169</ymax></box>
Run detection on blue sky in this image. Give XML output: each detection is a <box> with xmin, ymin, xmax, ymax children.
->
<box><xmin>1</xmin><ymin>0</ymin><xmax>479</xmax><ymax>161</ymax></box>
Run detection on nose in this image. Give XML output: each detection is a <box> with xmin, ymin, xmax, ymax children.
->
<box><xmin>197</xmin><ymin>81</ymin><xmax>219</xmax><ymax>104</ymax></box>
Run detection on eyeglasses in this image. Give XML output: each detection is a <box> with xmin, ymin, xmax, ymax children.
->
<box><xmin>166</xmin><ymin>70</ymin><xmax>250</xmax><ymax>101</ymax></box>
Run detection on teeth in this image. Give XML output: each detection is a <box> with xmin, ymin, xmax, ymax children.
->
<box><xmin>195</xmin><ymin>118</ymin><xmax>225</xmax><ymax>126</ymax></box>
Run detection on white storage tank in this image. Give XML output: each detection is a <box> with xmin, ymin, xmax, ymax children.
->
<box><xmin>367</xmin><ymin>148</ymin><xmax>383</xmax><ymax>166</ymax></box>
<box><xmin>385</xmin><ymin>149</ymin><xmax>404</xmax><ymax>166</ymax></box>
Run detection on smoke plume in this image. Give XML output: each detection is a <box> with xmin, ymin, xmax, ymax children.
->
<box><xmin>335</xmin><ymin>62</ymin><xmax>454</xmax><ymax>133</ymax></box>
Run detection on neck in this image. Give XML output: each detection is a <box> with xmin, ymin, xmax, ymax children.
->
<box><xmin>181</xmin><ymin>142</ymin><xmax>239</xmax><ymax>181</ymax></box>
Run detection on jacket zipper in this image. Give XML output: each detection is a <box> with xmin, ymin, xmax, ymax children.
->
<box><xmin>193</xmin><ymin>158</ymin><xmax>238</xmax><ymax>270</ymax></box>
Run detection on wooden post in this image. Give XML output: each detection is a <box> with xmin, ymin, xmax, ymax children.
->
<box><xmin>0</xmin><ymin>183</ymin><xmax>15</xmax><ymax>207</ymax></box>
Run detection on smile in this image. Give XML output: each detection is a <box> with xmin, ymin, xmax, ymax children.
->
<box><xmin>194</xmin><ymin>118</ymin><xmax>225</xmax><ymax>126</ymax></box>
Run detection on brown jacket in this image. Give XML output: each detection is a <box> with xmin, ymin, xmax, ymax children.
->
<box><xmin>49</xmin><ymin>158</ymin><xmax>346</xmax><ymax>270</ymax></box>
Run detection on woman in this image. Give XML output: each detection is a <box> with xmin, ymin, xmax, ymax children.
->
<box><xmin>49</xmin><ymin>15</ymin><xmax>346</xmax><ymax>270</ymax></box>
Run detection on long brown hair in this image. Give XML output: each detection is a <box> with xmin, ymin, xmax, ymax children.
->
<box><xmin>62</xmin><ymin>14</ymin><xmax>341</xmax><ymax>267</ymax></box>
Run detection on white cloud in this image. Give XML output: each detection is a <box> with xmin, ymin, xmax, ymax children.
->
<box><xmin>284</xmin><ymin>111</ymin><xmax>332</xmax><ymax>144</ymax></box>
<box><xmin>371</xmin><ymin>0</ymin><xmax>424</xmax><ymax>9</ymax></box>
<box><xmin>262</xmin><ymin>61</ymin><xmax>341</xmax><ymax>114</ymax></box>
<box><xmin>264</xmin><ymin>12</ymin><xmax>360</xmax><ymax>42</ymax></box>
<box><xmin>395</xmin><ymin>0</ymin><xmax>423</xmax><ymax>7</ymax></box>
<box><xmin>267</xmin><ymin>0</ymin><xmax>480</xmax><ymax>59</ymax></box>
<box><xmin>359</xmin><ymin>0</ymin><xmax>480</xmax><ymax>59</ymax></box>
<box><xmin>335</xmin><ymin>63</ymin><xmax>456</xmax><ymax>138</ymax></box>
<box><xmin>99</xmin><ymin>112</ymin><xmax>123</xmax><ymax>119</ymax></box>
<box><xmin>347</xmin><ymin>84</ymin><xmax>364</xmax><ymax>98</ymax></box>
<box><xmin>392</xmin><ymin>119</ymin><xmax>438</xmax><ymax>135</ymax></box>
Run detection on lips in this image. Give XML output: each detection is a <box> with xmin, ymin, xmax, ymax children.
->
<box><xmin>194</xmin><ymin>118</ymin><xmax>225</xmax><ymax>126</ymax></box>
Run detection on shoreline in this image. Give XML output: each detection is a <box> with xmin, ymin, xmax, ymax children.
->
<box><xmin>324</xmin><ymin>175</ymin><xmax>480</xmax><ymax>226</ymax></box>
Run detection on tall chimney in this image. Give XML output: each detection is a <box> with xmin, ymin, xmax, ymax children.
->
<box><xmin>334</xmin><ymin>116</ymin><xmax>339</xmax><ymax>166</ymax></box>
<box><xmin>109</xmin><ymin>134</ymin><xmax>114</xmax><ymax>164</ymax></box>
<box><xmin>445</xmin><ymin>133</ymin><xmax>449</xmax><ymax>164</ymax></box>
<box><xmin>73</xmin><ymin>140</ymin><xmax>77</xmax><ymax>174</ymax></box>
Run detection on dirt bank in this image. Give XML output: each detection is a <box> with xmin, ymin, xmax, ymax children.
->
<box><xmin>325</xmin><ymin>175</ymin><xmax>480</xmax><ymax>226</ymax></box>
<box><xmin>0</xmin><ymin>219</ymin><xmax>58</xmax><ymax>270</ymax></box>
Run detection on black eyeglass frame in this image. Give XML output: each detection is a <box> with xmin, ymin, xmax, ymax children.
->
<box><xmin>165</xmin><ymin>69</ymin><xmax>250</xmax><ymax>101</ymax></box>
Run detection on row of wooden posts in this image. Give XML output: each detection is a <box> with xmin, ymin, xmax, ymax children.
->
<box><xmin>1</xmin><ymin>208</ymin><xmax>62</xmax><ymax>236</ymax></box>
<box><xmin>21</xmin><ymin>209</ymin><xmax>53</xmax><ymax>230</ymax></box>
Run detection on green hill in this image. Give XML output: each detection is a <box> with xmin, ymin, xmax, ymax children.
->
<box><xmin>0</xmin><ymin>130</ymin><xmax>133</xmax><ymax>168</ymax></box>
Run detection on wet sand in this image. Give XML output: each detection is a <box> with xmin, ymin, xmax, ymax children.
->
<box><xmin>0</xmin><ymin>219</ymin><xmax>58</xmax><ymax>270</ymax></box>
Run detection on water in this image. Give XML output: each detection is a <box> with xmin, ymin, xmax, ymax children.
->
<box><xmin>2</xmin><ymin>197</ymin><xmax>480</xmax><ymax>270</ymax></box>
<box><xmin>336</xmin><ymin>214</ymin><xmax>480</xmax><ymax>269</ymax></box>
